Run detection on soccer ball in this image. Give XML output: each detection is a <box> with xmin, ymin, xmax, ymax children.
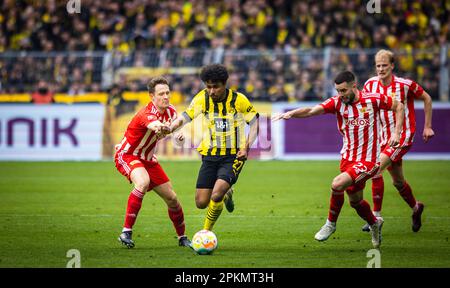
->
<box><xmin>192</xmin><ymin>230</ymin><xmax>218</xmax><ymax>255</ymax></box>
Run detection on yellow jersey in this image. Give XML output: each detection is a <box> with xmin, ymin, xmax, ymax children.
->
<box><xmin>182</xmin><ymin>88</ymin><xmax>259</xmax><ymax>156</ymax></box>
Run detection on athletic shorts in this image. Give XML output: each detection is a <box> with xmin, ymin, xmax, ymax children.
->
<box><xmin>381</xmin><ymin>144</ymin><xmax>412</xmax><ymax>166</ymax></box>
<box><xmin>115</xmin><ymin>152</ymin><xmax>169</xmax><ymax>191</ymax></box>
<box><xmin>340</xmin><ymin>159</ymin><xmax>379</xmax><ymax>194</ymax></box>
<box><xmin>196</xmin><ymin>155</ymin><xmax>245</xmax><ymax>189</ymax></box>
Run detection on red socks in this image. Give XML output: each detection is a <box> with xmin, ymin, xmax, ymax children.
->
<box><xmin>398</xmin><ymin>182</ymin><xmax>417</xmax><ymax>208</ymax></box>
<box><xmin>328</xmin><ymin>188</ymin><xmax>345</xmax><ymax>222</ymax></box>
<box><xmin>351</xmin><ymin>200</ymin><xmax>377</xmax><ymax>225</ymax></box>
<box><xmin>372</xmin><ymin>175</ymin><xmax>384</xmax><ymax>213</ymax></box>
<box><xmin>168</xmin><ymin>203</ymin><xmax>186</xmax><ymax>237</ymax></box>
<box><xmin>123</xmin><ymin>187</ymin><xmax>186</xmax><ymax>238</ymax></box>
<box><xmin>123</xmin><ymin>188</ymin><xmax>145</xmax><ymax>230</ymax></box>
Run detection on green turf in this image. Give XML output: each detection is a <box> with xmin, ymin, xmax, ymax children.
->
<box><xmin>0</xmin><ymin>160</ymin><xmax>449</xmax><ymax>268</ymax></box>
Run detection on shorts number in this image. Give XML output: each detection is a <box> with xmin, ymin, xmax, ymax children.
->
<box><xmin>232</xmin><ymin>159</ymin><xmax>244</xmax><ymax>176</ymax></box>
<box><xmin>352</xmin><ymin>163</ymin><xmax>368</xmax><ymax>174</ymax></box>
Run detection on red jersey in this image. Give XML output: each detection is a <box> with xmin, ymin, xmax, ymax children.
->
<box><xmin>320</xmin><ymin>91</ymin><xmax>393</xmax><ymax>163</ymax></box>
<box><xmin>115</xmin><ymin>102</ymin><xmax>177</xmax><ymax>162</ymax></box>
<box><xmin>363</xmin><ymin>75</ymin><xmax>424</xmax><ymax>147</ymax></box>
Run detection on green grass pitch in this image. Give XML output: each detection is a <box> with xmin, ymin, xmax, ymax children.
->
<box><xmin>0</xmin><ymin>160</ymin><xmax>449</xmax><ymax>268</ymax></box>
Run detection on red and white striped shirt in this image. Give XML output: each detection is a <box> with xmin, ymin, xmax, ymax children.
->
<box><xmin>320</xmin><ymin>91</ymin><xmax>393</xmax><ymax>163</ymax></box>
<box><xmin>115</xmin><ymin>102</ymin><xmax>177</xmax><ymax>162</ymax></box>
<box><xmin>363</xmin><ymin>75</ymin><xmax>424</xmax><ymax>147</ymax></box>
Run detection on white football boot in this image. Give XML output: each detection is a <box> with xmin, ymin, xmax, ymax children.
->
<box><xmin>314</xmin><ymin>220</ymin><xmax>336</xmax><ymax>241</ymax></box>
<box><xmin>370</xmin><ymin>217</ymin><xmax>384</xmax><ymax>248</ymax></box>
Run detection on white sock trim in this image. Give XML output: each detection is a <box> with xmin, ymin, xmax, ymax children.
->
<box><xmin>326</xmin><ymin>219</ymin><xmax>336</xmax><ymax>227</ymax></box>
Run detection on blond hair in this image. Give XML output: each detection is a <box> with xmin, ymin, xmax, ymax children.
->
<box><xmin>375</xmin><ymin>49</ymin><xmax>395</xmax><ymax>64</ymax></box>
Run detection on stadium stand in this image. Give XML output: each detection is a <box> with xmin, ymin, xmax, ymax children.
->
<box><xmin>0</xmin><ymin>0</ymin><xmax>448</xmax><ymax>103</ymax></box>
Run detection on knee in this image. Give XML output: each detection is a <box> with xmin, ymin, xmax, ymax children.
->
<box><xmin>165</xmin><ymin>192</ymin><xmax>179</xmax><ymax>208</ymax></box>
<box><xmin>331</xmin><ymin>177</ymin><xmax>345</xmax><ymax>192</ymax></box>
<box><xmin>195</xmin><ymin>194</ymin><xmax>209</xmax><ymax>209</ymax></box>
<box><xmin>349</xmin><ymin>200</ymin><xmax>361</xmax><ymax>208</ymax></box>
<box><xmin>134</xmin><ymin>179</ymin><xmax>150</xmax><ymax>193</ymax></box>
<box><xmin>196</xmin><ymin>199</ymin><xmax>209</xmax><ymax>209</ymax></box>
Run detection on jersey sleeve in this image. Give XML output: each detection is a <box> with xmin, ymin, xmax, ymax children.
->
<box><xmin>410</xmin><ymin>80</ymin><xmax>424</xmax><ymax>99</ymax></box>
<box><xmin>144</xmin><ymin>113</ymin><xmax>163</xmax><ymax>130</ymax></box>
<box><xmin>320</xmin><ymin>97</ymin><xmax>336</xmax><ymax>114</ymax></box>
<box><xmin>182</xmin><ymin>92</ymin><xmax>203</xmax><ymax>123</ymax></box>
<box><xmin>237</xmin><ymin>93</ymin><xmax>259</xmax><ymax>124</ymax></box>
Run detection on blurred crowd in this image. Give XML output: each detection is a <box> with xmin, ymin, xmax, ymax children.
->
<box><xmin>0</xmin><ymin>0</ymin><xmax>448</xmax><ymax>102</ymax></box>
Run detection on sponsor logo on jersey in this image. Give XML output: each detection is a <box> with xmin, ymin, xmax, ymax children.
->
<box><xmin>346</xmin><ymin>118</ymin><xmax>370</xmax><ymax>127</ymax></box>
<box><xmin>359</xmin><ymin>107</ymin><xmax>373</xmax><ymax>114</ymax></box>
<box><xmin>147</xmin><ymin>115</ymin><xmax>157</xmax><ymax>121</ymax></box>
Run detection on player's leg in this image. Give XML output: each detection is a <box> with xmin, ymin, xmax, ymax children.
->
<box><xmin>203</xmin><ymin>179</ymin><xmax>230</xmax><ymax>231</ymax></box>
<box><xmin>119</xmin><ymin>166</ymin><xmax>150</xmax><ymax>248</ymax></box>
<box><xmin>195</xmin><ymin>158</ymin><xmax>217</xmax><ymax>209</ymax></box>
<box><xmin>203</xmin><ymin>156</ymin><xmax>243</xmax><ymax>231</ymax></box>
<box><xmin>153</xmin><ymin>181</ymin><xmax>191</xmax><ymax>247</ymax></box>
<box><xmin>223</xmin><ymin>187</ymin><xmax>235</xmax><ymax>213</ymax></box>
<box><xmin>388</xmin><ymin>161</ymin><xmax>424</xmax><ymax>232</ymax></box>
<box><xmin>362</xmin><ymin>153</ymin><xmax>391</xmax><ymax>231</ymax></box>
<box><xmin>223</xmin><ymin>158</ymin><xmax>244</xmax><ymax>213</ymax></box>
<box><xmin>314</xmin><ymin>171</ymin><xmax>352</xmax><ymax>241</ymax></box>
<box><xmin>348</xmin><ymin>190</ymin><xmax>383</xmax><ymax>248</ymax></box>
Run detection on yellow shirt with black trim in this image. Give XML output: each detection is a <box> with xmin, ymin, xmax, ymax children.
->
<box><xmin>182</xmin><ymin>88</ymin><xmax>259</xmax><ymax>156</ymax></box>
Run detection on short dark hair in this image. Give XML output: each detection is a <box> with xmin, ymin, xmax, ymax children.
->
<box><xmin>200</xmin><ymin>64</ymin><xmax>229</xmax><ymax>84</ymax></box>
<box><xmin>334</xmin><ymin>71</ymin><xmax>356</xmax><ymax>85</ymax></box>
<box><xmin>147</xmin><ymin>76</ymin><xmax>170</xmax><ymax>93</ymax></box>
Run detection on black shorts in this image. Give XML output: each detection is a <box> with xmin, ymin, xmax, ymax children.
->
<box><xmin>196</xmin><ymin>155</ymin><xmax>246</xmax><ymax>189</ymax></box>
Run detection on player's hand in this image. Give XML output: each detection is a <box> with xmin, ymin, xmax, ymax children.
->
<box><xmin>388</xmin><ymin>133</ymin><xmax>400</xmax><ymax>148</ymax></box>
<box><xmin>422</xmin><ymin>127</ymin><xmax>434</xmax><ymax>143</ymax></box>
<box><xmin>160</xmin><ymin>124</ymin><xmax>171</xmax><ymax>135</ymax></box>
<box><xmin>236</xmin><ymin>149</ymin><xmax>248</xmax><ymax>161</ymax></box>
<box><xmin>174</xmin><ymin>133</ymin><xmax>185</xmax><ymax>147</ymax></box>
<box><xmin>271</xmin><ymin>111</ymin><xmax>292</xmax><ymax>122</ymax></box>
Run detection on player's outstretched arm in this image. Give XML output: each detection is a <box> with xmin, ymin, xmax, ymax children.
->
<box><xmin>272</xmin><ymin>105</ymin><xmax>325</xmax><ymax>122</ymax></box>
<box><xmin>147</xmin><ymin>120</ymin><xmax>167</xmax><ymax>133</ymax></box>
<box><xmin>417</xmin><ymin>91</ymin><xmax>434</xmax><ymax>143</ymax></box>
<box><xmin>237</xmin><ymin>119</ymin><xmax>259</xmax><ymax>161</ymax></box>
<box><xmin>388</xmin><ymin>100</ymin><xmax>404</xmax><ymax>147</ymax></box>
<box><xmin>169</xmin><ymin>116</ymin><xmax>187</xmax><ymax>134</ymax></box>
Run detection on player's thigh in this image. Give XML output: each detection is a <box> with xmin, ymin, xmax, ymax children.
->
<box><xmin>130</xmin><ymin>167</ymin><xmax>151</xmax><ymax>190</ymax></box>
<box><xmin>145</xmin><ymin>162</ymin><xmax>170</xmax><ymax>191</ymax></box>
<box><xmin>339</xmin><ymin>159</ymin><xmax>378</xmax><ymax>193</ymax></box>
<box><xmin>196</xmin><ymin>158</ymin><xmax>219</xmax><ymax>189</ymax></box>
<box><xmin>153</xmin><ymin>181</ymin><xmax>178</xmax><ymax>207</ymax></box>
<box><xmin>216</xmin><ymin>157</ymin><xmax>245</xmax><ymax>186</ymax></box>
<box><xmin>332</xmin><ymin>171</ymin><xmax>354</xmax><ymax>191</ymax></box>
<box><xmin>378</xmin><ymin>153</ymin><xmax>393</xmax><ymax>173</ymax></box>
<box><xmin>382</xmin><ymin>145</ymin><xmax>411</xmax><ymax>172</ymax></box>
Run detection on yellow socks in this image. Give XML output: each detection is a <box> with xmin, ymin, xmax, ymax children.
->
<box><xmin>203</xmin><ymin>199</ymin><xmax>224</xmax><ymax>231</ymax></box>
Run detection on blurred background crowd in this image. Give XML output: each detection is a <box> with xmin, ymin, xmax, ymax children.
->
<box><xmin>0</xmin><ymin>0</ymin><xmax>448</xmax><ymax>104</ymax></box>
